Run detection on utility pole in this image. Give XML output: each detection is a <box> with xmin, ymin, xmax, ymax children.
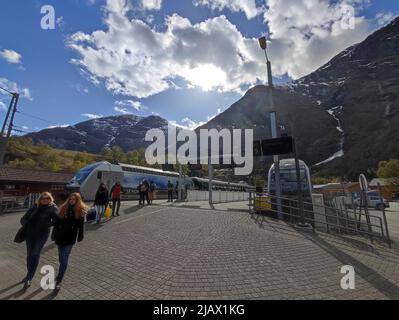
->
<box><xmin>259</xmin><ymin>37</ymin><xmax>283</xmax><ymax>219</ymax></box>
<box><xmin>0</xmin><ymin>89</ymin><xmax>19</xmax><ymax>166</ymax></box>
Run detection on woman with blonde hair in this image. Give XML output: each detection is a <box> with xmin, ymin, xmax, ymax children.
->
<box><xmin>18</xmin><ymin>192</ymin><xmax>58</xmax><ymax>290</ymax></box>
<box><xmin>52</xmin><ymin>192</ymin><xmax>88</xmax><ymax>290</ymax></box>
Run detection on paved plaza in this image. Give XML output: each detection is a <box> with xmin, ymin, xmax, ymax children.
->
<box><xmin>1</xmin><ymin>201</ymin><xmax>399</xmax><ymax>300</ymax></box>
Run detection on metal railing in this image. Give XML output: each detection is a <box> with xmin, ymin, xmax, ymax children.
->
<box><xmin>0</xmin><ymin>193</ymin><xmax>40</xmax><ymax>214</ymax></box>
<box><xmin>248</xmin><ymin>192</ymin><xmax>392</xmax><ymax>247</ymax></box>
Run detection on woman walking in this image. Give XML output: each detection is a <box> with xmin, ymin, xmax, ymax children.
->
<box><xmin>94</xmin><ymin>183</ymin><xmax>109</xmax><ymax>223</ymax></box>
<box><xmin>52</xmin><ymin>193</ymin><xmax>87</xmax><ymax>290</ymax></box>
<box><xmin>20</xmin><ymin>192</ymin><xmax>58</xmax><ymax>289</ymax></box>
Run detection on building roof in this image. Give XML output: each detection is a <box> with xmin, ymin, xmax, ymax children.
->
<box><xmin>0</xmin><ymin>166</ymin><xmax>74</xmax><ymax>184</ymax></box>
<box><xmin>369</xmin><ymin>178</ymin><xmax>396</xmax><ymax>187</ymax></box>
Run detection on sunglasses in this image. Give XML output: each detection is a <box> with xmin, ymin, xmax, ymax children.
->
<box><xmin>40</xmin><ymin>197</ymin><xmax>50</xmax><ymax>201</ymax></box>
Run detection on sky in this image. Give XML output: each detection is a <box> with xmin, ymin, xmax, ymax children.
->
<box><xmin>0</xmin><ymin>0</ymin><xmax>398</xmax><ymax>134</ymax></box>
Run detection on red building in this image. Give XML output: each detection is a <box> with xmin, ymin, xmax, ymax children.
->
<box><xmin>0</xmin><ymin>166</ymin><xmax>74</xmax><ymax>204</ymax></box>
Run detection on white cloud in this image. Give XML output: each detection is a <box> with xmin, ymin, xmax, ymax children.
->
<box><xmin>0</xmin><ymin>77</ymin><xmax>33</xmax><ymax>100</ymax></box>
<box><xmin>0</xmin><ymin>49</ymin><xmax>22</xmax><ymax>64</ymax></box>
<box><xmin>115</xmin><ymin>99</ymin><xmax>147</xmax><ymax>111</ymax></box>
<box><xmin>193</xmin><ymin>0</ymin><xmax>262</xmax><ymax>19</ymax></box>
<box><xmin>263</xmin><ymin>0</ymin><xmax>372</xmax><ymax>78</ymax></box>
<box><xmin>81</xmin><ymin>113</ymin><xmax>103</xmax><ymax>119</ymax></box>
<box><xmin>114</xmin><ymin>106</ymin><xmax>132</xmax><ymax>114</ymax></box>
<box><xmin>48</xmin><ymin>124</ymin><xmax>69</xmax><ymax>129</ymax></box>
<box><xmin>68</xmin><ymin>1</ymin><xmax>267</xmax><ymax>98</ymax></box>
<box><xmin>375</xmin><ymin>12</ymin><xmax>397</xmax><ymax>27</ymax></box>
<box><xmin>142</xmin><ymin>0</ymin><xmax>162</xmax><ymax>10</ymax></box>
<box><xmin>69</xmin><ymin>0</ymin><xmax>375</xmax><ymax>99</ymax></box>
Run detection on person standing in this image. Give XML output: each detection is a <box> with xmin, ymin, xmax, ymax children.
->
<box><xmin>143</xmin><ymin>180</ymin><xmax>150</xmax><ymax>205</ymax></box>
<box><xmin>52</xmin><ymin>193</ymin><xmax>88</xmax><ymax>290</ymax></box>
<box><xmin>138</xmin><ymin>181</ymin><xmax>146</xmax><ymax>205</ymax></box>
<box><xmin>94</xmin><ymin>183</ymin><xmax>109</xmax><ymax>223</ymax></box>
<box><xmin>167</xmin><ymin>180</ymin><xmax>173</xmax><ymax>202</ymax></box>
<box><xmin>110</xmin><ymin>181</ymin><xmax>124</xmax><ymax>216</ymax></box>
<box><xmin>19</xmin><ymin>192</ymin><xmax>59</xmax><ymax>289</ymax></box>
<box><xmin>175</xmin><ymin>181</ymin><xmax>179</xmax><ymax>201</ymax></box>
<box><xmin>149</xmin><ymin>181</ymin><xmax>156</xmax><ymax>204</ymax></box>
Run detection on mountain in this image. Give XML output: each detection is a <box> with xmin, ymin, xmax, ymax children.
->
<box><xmin>25</xmin><ymin>114</ymin><xmax>169</xmax><ymax>153</ymax></box>
<box><xmin>201</xmin><ymin>17</ymin><xmax>399</xmax><ymax>179</ymax></box>
<box><xmin>198</xmin><ymin>85</ymin><xmax>339</xmax><ymax>167</ymax></box>
<box><xmin>290</xmin><ymin>17</ymin><xmax>399</xmax><ymax>177</ymax></box>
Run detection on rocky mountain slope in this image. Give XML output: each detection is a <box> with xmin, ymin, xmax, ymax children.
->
<box><xmin>25</xmin><ymin>115</ymin><xmax>169</xmax><ymax>154</ymax></box>
<box><xmin>290</xmin><ymin>17</ymin><xmax>399</xmax><ymax>177</ymax></box>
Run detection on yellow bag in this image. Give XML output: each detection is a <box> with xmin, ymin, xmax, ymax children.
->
<box><xmin>104</xmin><ymin>206</ymin><xmax>112</xmax><ymax>219</ymax></box>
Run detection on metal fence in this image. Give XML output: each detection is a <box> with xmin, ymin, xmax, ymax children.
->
<box><xmin>0</xmin><ymin>193</ymin><xmax>40</xmax><ymax>214</ymax></box>
<box><xmin>186</xmin><ymin>190</ymin><xmax>249</xmax><ymax>203</ymax></box>
<box><xmin>248</xmin><ymin>192</ymin><xmax>392</xmax><ymax>248</ymax></box>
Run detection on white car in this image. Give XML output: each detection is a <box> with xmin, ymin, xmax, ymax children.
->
<box><xmin>353</xmin><ymin>192</ymin><xmax>390</xmax><ymax>210</ymax></box>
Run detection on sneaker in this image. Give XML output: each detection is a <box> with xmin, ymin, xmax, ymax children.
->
<box><xmin>55</xmin><ymin>280</ymin><xmax>62</xmax><ymax>291</ymax></box>
<box><xmin>23</xmin><ymin>280</ymin><xmax>31</xmax><ymax>290</ymax></box>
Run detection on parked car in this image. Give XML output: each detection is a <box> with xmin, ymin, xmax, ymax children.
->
<box><xmin>353</xmin><ymin>192</ymin><xmax>390</xmax><ymax>210</ymax></box>
<box><xmin>392</xmin><ymin>193</ymin><xmax>399</xmax><ymax>202</ymax></box>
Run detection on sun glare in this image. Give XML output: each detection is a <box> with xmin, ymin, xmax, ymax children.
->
<box><xmin>183</xmin><ymin>64</ymin><xmax>227</xmax><ymax>91</ymax></box>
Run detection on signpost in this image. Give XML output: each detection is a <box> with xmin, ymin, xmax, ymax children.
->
<box><xmin>358</xmin><ymin>174</ymin><xmax>373</xmax><ymax>241</ymax></box>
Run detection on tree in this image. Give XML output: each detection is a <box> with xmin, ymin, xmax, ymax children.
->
<box><xmin>377</xmin><ymin>159</ymin><xmax>399</xmax><ymax>192</ymax></box>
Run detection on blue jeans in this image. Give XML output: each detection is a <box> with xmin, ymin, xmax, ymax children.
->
<box><xmin>57</xmin><ymin>244</ymin><xmax>73</xmax><ymax>282</ymax></box>
<box><xmin>25</xmin><ymin>234</ymin><xmax>48</xmax><ymax>281</ymax></box>
<box><xmin>95</xmin><ymin>205</ymin><xmax>106</xmax><ymax>222</ymax></box>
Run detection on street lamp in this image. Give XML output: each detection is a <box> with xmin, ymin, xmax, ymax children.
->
<box><xmin>258</xmin><ymin>36</ymin><xmax>283</xmax><ymax>220</ymax></box>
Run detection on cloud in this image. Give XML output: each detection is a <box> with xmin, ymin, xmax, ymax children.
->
<box><xmin>375</xmin><ymin>12</ymin><xmax>397</xmax><ymax>27</ymax></box>
<box><xmin>141</xmin><ymin>0</ymin><xmax>162</xmax><ymax>10</ymax></box>
<box><xmin>81</xmin><ymin>113</ymin><xmax>103</xmax><ymax>119</ymax></box>
<box><xmin>192</xmin><ymin>0</ymin><xmax>263</xmax><ymax>19</ymax></box>
<box><xmin>68</xmin><ymin>1</ymin><xmax>267</xmax><ymax>98</ymax></box>
<box><xmin>263</xmin><ymin>0</ymin><xmax>372</xmax><ymax>78</ymax></box>
<box><xmin>115</xmin><ymin>99</ymin><xmax>147</xmax><ymax>111</ymax></box>
<box><xmin>174</xmin><ymin>108</ymin><xmax>223</xmax><ymax>130</ymax></box>
<box><xmin>0</xmin><ymin>49</ymin><xmax>22</xmax><ymax>64</ymax></box>
<box><xmin>48</xmin><ymin>124</ymin><xmax>70</xmax><ymax>129</ymax></box>
<box><xmin>0</xmin><ymin>77</ymin><xmax>33</xmax><ymax>100</ymax></box>
<box><xmin>114</xmin><ymin>106</ymin><xmax>132</xmax><ymax>114</ymax></box>
<box><xmin>69</xmin><ymin>0</ymin><xmax>375</xmax><ymax>99</ymax></box>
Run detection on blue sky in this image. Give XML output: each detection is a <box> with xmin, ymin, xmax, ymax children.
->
<box><xmin>0</xmin><ymin>0</ymin><xmax>398</xmax><ymax>134</ymax></box>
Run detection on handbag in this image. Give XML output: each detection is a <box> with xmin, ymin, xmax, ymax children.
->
<box><xmin>14</xmin><ymin>225</ymin><xmax>27</xmax><ymax>243</ymax></box>
<box><xmin>14</xmin><ymin>207</ymin><xmax>38</xmax><ymax>243</ymax></box>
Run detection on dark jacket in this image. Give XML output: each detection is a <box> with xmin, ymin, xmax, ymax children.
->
<box><xmin>52</xmin><ymin>205</ymin><xmax>84</xmax><ymax>246</ymax></box>
<box><xmin>94</xmin><ymin>188</ymin><xmax>109</xmax><ymax>205</ymax></box>
<box><xmin>20</xmin><ymin>204</ymin><xmax>59</xmax><ymax>240</ymax></box>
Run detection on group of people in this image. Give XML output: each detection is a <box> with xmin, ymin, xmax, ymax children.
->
<box><xmin>93</xmin><ymin>181</ymin><xmax>124</xmax><ymax>223</ymax></box>
<box><xmin>137</xmin><ymin>180</ymin><xmax>156</xmax><ymax>205</ymax></box>
<box><xmin>18</xmin><ymin>192</ymin><xmax>87</xmax><ymax>291</ymax></box>
<box><xmin>17</xmin><ymin>181</ymin><xmax>125</xmax><ymax>292</ymax></box>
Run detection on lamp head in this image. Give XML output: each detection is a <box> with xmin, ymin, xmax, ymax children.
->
<box><xmin>258</xmin><ymin>37</ymin><xmax>267</xmax><ymax>50</ymax></box>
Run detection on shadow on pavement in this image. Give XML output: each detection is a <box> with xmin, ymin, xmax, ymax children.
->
<box><xmin>40</xmin><ymin>290</ymin><xmax>59</xmax><ymax>300</ymax></box>
<box><xmin>0</xmin><ymin>282</ymin><xmax>22</xmax><ymax>295</ymax></box>
<box><xmin>123</xmin><ymin>206</ymin><xmax>144</xmax><ymax>215</ymax></box>
<box><xmin>301</xmin><ymin>231</ymin><xmax>399</xmax><ymax>299</ymax></box>
<box><xmin>23</xmin><ymin>287</ymin><xmax>43</xmax><ymax>300</ymax></box>
<box><xmin>1</xmin><ymin>286</ymin><xmax>28</xmax><ymax>300</ymax></box>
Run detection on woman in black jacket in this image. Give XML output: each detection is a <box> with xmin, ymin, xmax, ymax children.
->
<box><xmin>20</xmin><ymin>192</ymin><xmax>58</xmax><ymax>289</ymax></box>
<box><xmin>94</xmin><ymin>183</ymin><xmax>109</xmax><ymax>223</ymax></box>
<box><xmin>52</xmin><ymin>192</ymin><xmax>88</xmax><ymax>290</ymax></box>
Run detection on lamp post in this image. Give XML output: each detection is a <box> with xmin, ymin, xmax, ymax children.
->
<box><xmin>258</xmin><ymin>36</ymin><xmax>283</xmax><ymax>219</ymax></box>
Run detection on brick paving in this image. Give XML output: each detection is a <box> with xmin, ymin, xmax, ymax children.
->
<box><xmin>1</xmin><ymin>201</ymin><xmax>399</xmax><ymax>300</ymax></box>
